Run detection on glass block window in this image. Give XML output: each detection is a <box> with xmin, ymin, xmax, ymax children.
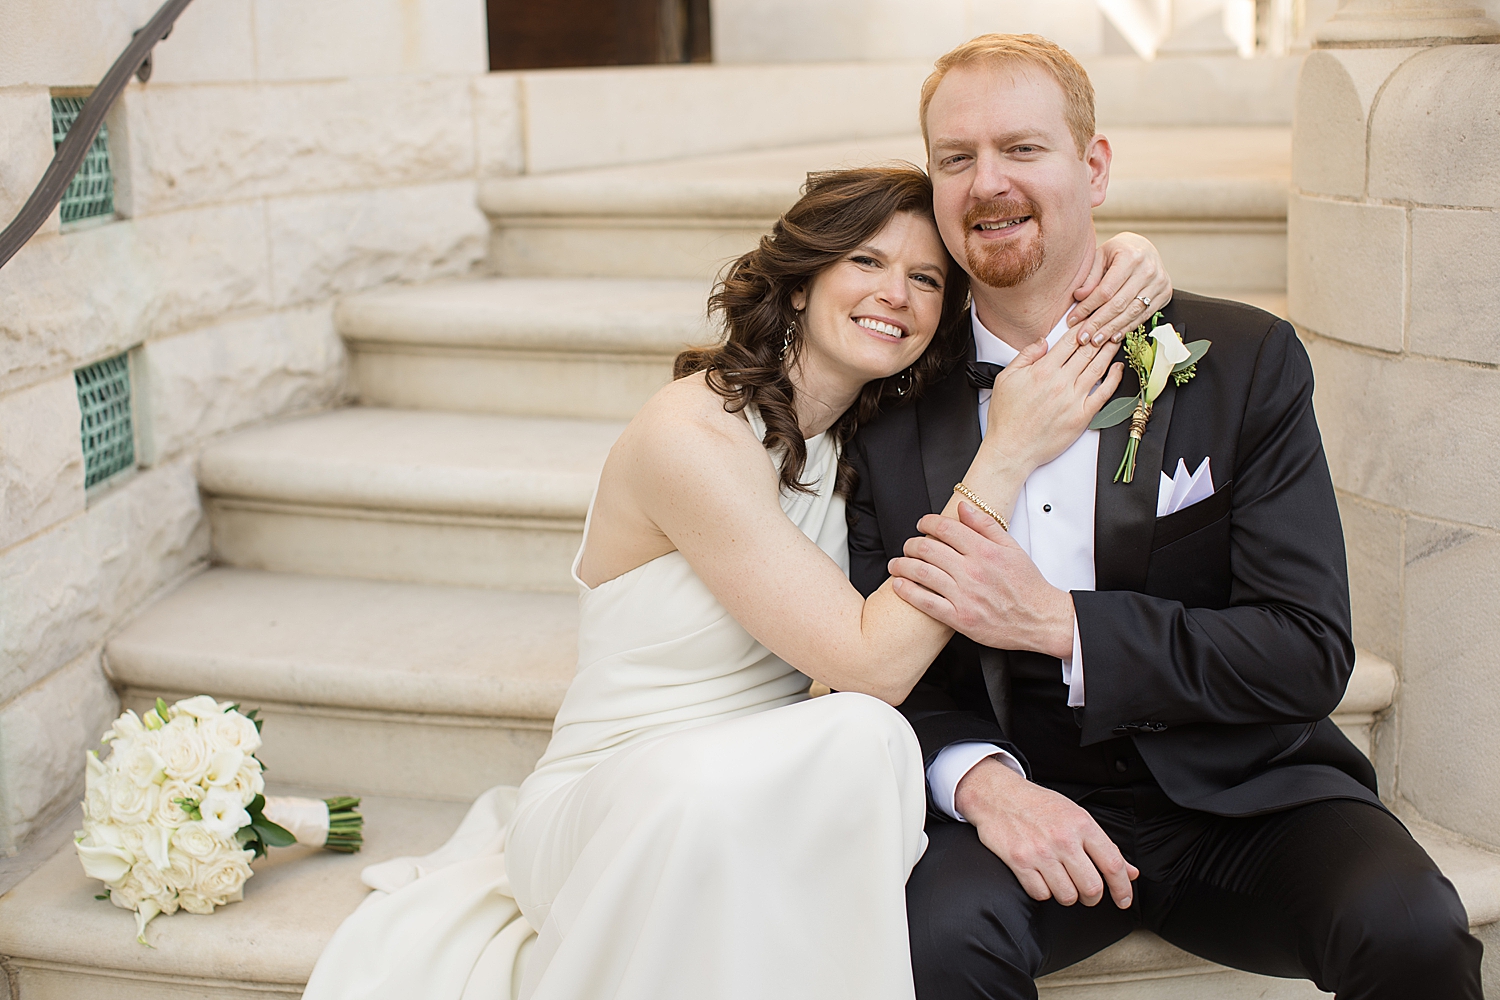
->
<box><xmin>75</xmin><ymin>353</ymin><xmax>135</xmax><ymax>488</ymax></box>
<box><xmin>51</xmin><ymin>95</ymin><xmax>115</xmax><ymax>225</ymax></box>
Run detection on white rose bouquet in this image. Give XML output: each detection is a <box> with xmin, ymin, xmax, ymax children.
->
<box><xmin>76</xmin><ymin>696</ymin><xmax>363</xmax><ymax>943</ymax></box>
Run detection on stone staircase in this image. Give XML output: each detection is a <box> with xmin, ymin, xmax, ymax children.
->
<box><xmin>2</xmin><ymin>128</ymin><xmax>1496</xmax><ymax>999</ymax></box>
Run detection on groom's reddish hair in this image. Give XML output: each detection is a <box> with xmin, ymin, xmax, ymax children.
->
<box><xmin>920</xmin><ymin>34</ymin><xmax>1096</xmax><ymax>159</ymax></box>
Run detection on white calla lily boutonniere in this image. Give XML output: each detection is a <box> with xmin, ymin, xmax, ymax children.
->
<box><xmin>1089</xmin><ymin>312</ymin><xmax>1211</xmax><ymax>484</ymax></box>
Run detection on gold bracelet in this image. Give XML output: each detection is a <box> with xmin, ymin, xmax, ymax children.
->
<box><xmin>953</xmin><ymin>482</ymin><xmax>1009</xmax><ymax>532</ymax></box>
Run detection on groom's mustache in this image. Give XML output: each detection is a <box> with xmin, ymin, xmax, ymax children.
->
<box><xmin>962</xmin><ymin>198</ymin><xmax>1040</xmax><ymax>234</ymax></box>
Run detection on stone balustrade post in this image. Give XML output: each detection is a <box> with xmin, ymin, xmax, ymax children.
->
<box><xmin>1289</xmin><ymin>0</ymin><xmax>1500</xmax><ymax>846</ymax></box>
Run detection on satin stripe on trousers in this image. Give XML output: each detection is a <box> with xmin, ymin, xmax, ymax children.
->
<box><xmin>907</xmin><ymin>787</ymin><xmax>1483</xmax><ymax>1000</ymax></box>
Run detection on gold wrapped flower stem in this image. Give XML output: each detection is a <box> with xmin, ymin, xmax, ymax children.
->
<box><xmin>1115</xmin><ymin>400</ymin><xmax>1154</xmax><ymax>484</ymax></box>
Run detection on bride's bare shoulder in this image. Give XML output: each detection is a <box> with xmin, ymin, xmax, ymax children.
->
<box><xmin>625</xmin><ymin>371</ymin><xmax>760</xmax><ymax>455</ymax></box>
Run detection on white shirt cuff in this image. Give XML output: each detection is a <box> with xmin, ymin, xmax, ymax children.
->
<box><xmin>1060</xmin><ymin>615</ymin><xmax>1085</xmax><ymax>708</ymax></box>
<box><xmin>926</xmin><ymin>741</ymin><xmax>1025</xmax><ymax>823</ymax></box>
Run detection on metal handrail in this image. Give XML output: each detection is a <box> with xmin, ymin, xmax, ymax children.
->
<box><xmin>0</xmin><ymin>0</ymin><xmax>195</xmax><ymax>271</ymax></box>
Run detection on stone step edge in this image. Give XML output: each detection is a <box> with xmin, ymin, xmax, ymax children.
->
<box><xmin>334</xmin><ymin>278</ymin><xmax>715</xmax><ymax>355</ymax></box>
<box><xmin>4</xmin><ymin>811</ymin><xmax>1494</xmax><ymax>994</ymax></box>
<box><xmin>115</xmin><ymin>687</ymin><xmax>558</xmax><ymax>731</ymax></box>
<box><xmin>478</xmin><ymin>175</ymin><xmax>1289</xmax><ymax>223</ymax></box>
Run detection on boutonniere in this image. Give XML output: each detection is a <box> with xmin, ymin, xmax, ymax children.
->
<box><xmin>1089</xmin><ymin>312</ymin><xmax>1210</xmax><ymax>484</ymax></box>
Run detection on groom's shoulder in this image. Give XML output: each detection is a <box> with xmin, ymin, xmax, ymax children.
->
<box><xmin>1168</xmin><ymin>290</ymin><xmax>1306</xmax><ymax>379</ymax></box>
<box><xmin>1169</xmin><ymin>290</ymin><xmax>1287</xmax><ymax>342</ymax></box>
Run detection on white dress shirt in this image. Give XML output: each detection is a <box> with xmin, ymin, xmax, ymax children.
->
<box><xmin>926</xmin><ymin>307</ymin><xmax>1100</xmax><ymax>821</ymax></box>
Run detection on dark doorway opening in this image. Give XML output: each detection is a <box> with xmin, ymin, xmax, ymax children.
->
<box><xmin>487</xmin><ymin>0</ymin><xmax>712</xmax><ymax>70</ymax></box>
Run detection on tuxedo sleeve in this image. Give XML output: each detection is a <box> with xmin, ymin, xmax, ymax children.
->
<box><xmin>846</xmin><ymin>433</ymin><xmax>1031</xmax><ymax>799</ymax></box>
<box><xmin>1071</xmin><ymin>320</ymin><xmax>1355</xmax><ymax>745</ymax></box>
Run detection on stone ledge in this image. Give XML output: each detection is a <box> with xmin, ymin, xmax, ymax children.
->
<box><xmin>197</xmin><ymin>408</ymin><xmax>623</xmax><ymax>521</ymax></box>
<box><xmin>106</xmin><ymin>568</ymin><xmax>575</xmax><ymax>721</ymax></box>
<box><xmin>480</xmin><ymin>128</ymin><xmax>1289</xmax><ymax>224</ymax></box>
<box><xmin>2</xmin><ymin>797</ymin><xmax>1493</xmax><ymax>997</ymax></box>
<box><xmin>337</xmin><ymin>277</ymin><xmax>713</xmax><ymax>355</ymax></box>
<box><xmin>0</xmin><ymin>792</ymin><xmax>467</xmax><ymax>985</ymax></box>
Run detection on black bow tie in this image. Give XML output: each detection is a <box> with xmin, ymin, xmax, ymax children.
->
<box><xmin>966</xmin><ymin>361</ymin><xmax>1005</xmax><ymax>390</ymax></box>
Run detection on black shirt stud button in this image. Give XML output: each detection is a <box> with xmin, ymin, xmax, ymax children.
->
<box><xmin>1042</xmin><ymin>504</ymin><xmax>1052</xmax><ymax>512</ymax></box>
<box><xmin>1115</xmin><ymin>759</ymin><xmax>1129</xmax><ymax>774</ymax></box>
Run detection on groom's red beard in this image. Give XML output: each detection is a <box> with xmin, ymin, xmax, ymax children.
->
<box><xmin>962</xmin><ymin>199</ymin><xmax>1045</xmax><ymax>289</ymax></box>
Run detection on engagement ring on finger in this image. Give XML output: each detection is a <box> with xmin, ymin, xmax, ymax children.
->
<box><xmin>1136</xmin><ymin>295</ymin><xmax>1151</xmax><ymax>308</ymax></box>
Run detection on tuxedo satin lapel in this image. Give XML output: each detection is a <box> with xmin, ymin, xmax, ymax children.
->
<box><xmin>1094</xmin><ymin>379</ymin><xmax>1177</xmax><ymax>593</ymax></box>
<box><xmin>917</xmin><ymin>367</ymin><xmax>982</xmax><ymax>513</ymax></box>
<box><xmin>978</xmin><ymin>648</ymin><xmax>1012</xmax><ymax>738</ymax></box>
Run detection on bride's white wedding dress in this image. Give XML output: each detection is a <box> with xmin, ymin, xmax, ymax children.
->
<box><xmin>305</xmin><ymin>410</ymin><xmax>928</xmax><ymax>1000</ymax></box>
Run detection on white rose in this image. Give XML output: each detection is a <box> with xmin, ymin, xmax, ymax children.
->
<box><xmin>227</xmin><ymin>757</ymin><xmax>265</xmax><ymax>806</ymax></box>
<box><xmin>200</xmin><ymin>710</ymin><xmax>262</xmax><ymax>755</ymax></box>
<box><xmin>194</xmin><ymin>849</ymin><xmax>254</xmax><ymax>906</ymax></box>
<box><xmin>157</xmin><ymin>723</ymin><xmax>212</xmax><ymax>784</ymax></box>
<box><xmin>163</xmin><ymin>848</ymin><xmax>203</xmax><ymax>892</ymax></box>
<box><xmin>199</xmin><ymin>786</ymin><xmax>252</xmax><ymax>839</ymax></box>
<box><xmin>153</xmin><ymin>779</ymin><xmax>200</xmax><ymax>828</ymax></box>
<box><xmin>104</xmin><ymin>710</ymin><xmax>145</xmax><ymax>744</ymax></box>
<box><xmin>108</xmin><ymin>873</ymin><xmax>145</xmax><ymax>910</ymax></box>
<box><xmin>132</xmin><ymin>859</ymin><xmax>171</xmax><ymax>900</ymax></box>
<box><xmin>76</xmin><ymin>825</ymin><xmax>135</xmax><ymax>886</ymax></box>
<box><xmin>176</xmin><ymin>889</ymin><xmax>217</xmax><ymax>915</ymax></box>
<box><xmin>82</xmin><ymin>752</ymin><xmax>113</xmax><ymax>823</ymax></box>
<box><xmin>113</xmin><ymin>742</ymin><xmax>166</xmax><ymax>788</ymax></box>
<box><xmin>108</xmin><ymin>780</ymin><xmax>159</xmax><ymax>826</ymax></box>
<box><xmin>172</xmin><ymin>821</ymin><xmax>226</xmax><ymax>861</ymax></box>
<box><xmin>173</xmin><ymin>695</ymin><xmax>227</xmax><ymax>719</ymax></box>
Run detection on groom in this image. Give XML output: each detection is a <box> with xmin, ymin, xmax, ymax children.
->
<box><xmin>847</xmin><ymin>34</ymin><xmax>1483</xmax><ymax>999</ymax></box>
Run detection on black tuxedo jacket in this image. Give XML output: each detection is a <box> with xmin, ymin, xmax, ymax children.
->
<box><xmin>847</xmin><ymin>292</ymin><xmax>1381</xmax><ymax>819</ymax></box>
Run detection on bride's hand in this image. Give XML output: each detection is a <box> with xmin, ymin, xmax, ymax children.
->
<box><xmin>1066</xmin><ymin>232</ymin><xmax>1173</xmax><ymax>347</ymax></box>
<box><xmin>985</xmin><ymin>336</ymin><xmax>1124</xmax><ymax>472</ymax></box>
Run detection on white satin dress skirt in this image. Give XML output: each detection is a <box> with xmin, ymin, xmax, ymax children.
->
<box><xmin>303</xmin><ymin>410</ymin><xmax>929</xmax><ymax>1000</ymax></box>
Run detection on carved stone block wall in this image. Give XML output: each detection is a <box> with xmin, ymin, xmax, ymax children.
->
<box><xmin>1290</xmin><ymin>42</ymin><xmax>1500</xmax><ymax>848</ymax></box>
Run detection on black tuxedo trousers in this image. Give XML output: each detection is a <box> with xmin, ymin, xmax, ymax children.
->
<box><xmin>846</xmin><ymin>294</ymin><xmax>1482</xmax><ymax>997</ymax></box>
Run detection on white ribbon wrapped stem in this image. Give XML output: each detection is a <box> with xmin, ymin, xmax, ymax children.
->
<box><xmin>262</xmin><ymin>795</ymin><xmax>331</xmax><ymax>847</ymax></box>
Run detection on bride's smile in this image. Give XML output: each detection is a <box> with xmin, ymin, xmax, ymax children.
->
<box><xmin>788</xmin><ymin>210</ymin><xmax>949</xmax><ymax>436</ymax></box>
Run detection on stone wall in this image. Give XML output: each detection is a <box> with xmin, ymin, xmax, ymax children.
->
<box><xmin>0</xmin><ymin>0</ymin><xmax>493</xmax><ymax>854</ymax></box>
<box><xmin>1289</xmin><ymin>42</ymin><xmax>1500</xmax><ymax>848</ymax></box>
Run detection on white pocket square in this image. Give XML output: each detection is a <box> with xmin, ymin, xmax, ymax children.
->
<box><xmin>1157</xmin><ymin>457</ymin><xmax>1214</xmax><ymax>518</ymax></box>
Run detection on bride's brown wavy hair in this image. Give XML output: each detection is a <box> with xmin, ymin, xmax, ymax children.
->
<box><xmin>674</xmin><ymin>166</ymin><xmax>971</xmax><ymax>497</ymax></box>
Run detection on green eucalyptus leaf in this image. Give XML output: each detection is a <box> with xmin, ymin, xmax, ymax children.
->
<box><xmin>1089</xmin><ymin>394</ymin><xmax>1140</xmax><ymax>430</ymax></box>
<box><xmin>1171</xmin><ymin>340</ymin><xmax>1210</xmax><ymax>373</ymax></box>
<box><xmin>254</xmin><ymin>818</ymin><xmax>297</xmax><ymax>848</ymax></box>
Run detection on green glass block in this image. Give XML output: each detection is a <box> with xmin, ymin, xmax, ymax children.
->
<box><xmin>51</xmin><ymin>95</ymin><xmax>115</xmax><ymax>225</ymax></box>
<box><xmin>75</xmin><ymin>353</ymin><xmax>135</xmax><ymax>489</ymax></box>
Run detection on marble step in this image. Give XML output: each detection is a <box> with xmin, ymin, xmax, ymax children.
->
<box><xmin>334</xmin><ymin>278</ymin><xmax>1286</xmax><ymax>423</ymax></box>
<box><xmin>104</xmin><ymin>564</ymin><xmax>1394</xmax><ymax>802</ymax></box>
<box><xmin>106</xmin><ymin>568</ymin><xmax>575</xmax><ymax>800</ymax></box>
<box><xmin>197</xmin><ymin>407</ymin><xmax>623</xmax><ymax>591</ymax></box>
<box><xmin>3</xmin><ymin>794</ymin><xmax>1495</xmax><ymax>1000</ymax></box>
<box><xmin>479</xmin><ymin>128</ymin><xmax>1290</xmax><ymax>292</ymax></box>
<box><xmin>337</xmin><ymin>277</ymin><xmax>711</xmax><ymax>420</ymax></box>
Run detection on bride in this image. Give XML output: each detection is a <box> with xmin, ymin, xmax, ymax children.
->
<box><xmin>305</xmin><ymin>166</ymin><xmax>1168</xmax><ymax>1000</ymax></box>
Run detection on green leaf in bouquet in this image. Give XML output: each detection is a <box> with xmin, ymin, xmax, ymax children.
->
<box><xmin>246</xmin><ymin>793</ymin><xmax>296</xmax><ymax>848</ymax></box>
<box><xmin>1172</xmin><ymin>339</ymin><xmax>1210</xmax><ymax>373</ymax></box>
<box><xmin>174</xmin><ymin>796</ymin><xmax>202</xmax><ymax>821</ymax></box>
<box><xmin>1089</xmin><ymin>394</ymin><xmax>1141</xmax><ymax>431</ymax></box>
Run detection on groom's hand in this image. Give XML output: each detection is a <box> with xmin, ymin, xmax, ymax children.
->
<box><xmin>955</xmin><ymin>757</ymin><xmax>1138</xmax><ymax>908</ymax></box>
<box><xmin>888</xmin><ymin>503</ymin><xmax>1074</xmax><ymax>658</ymax></box>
